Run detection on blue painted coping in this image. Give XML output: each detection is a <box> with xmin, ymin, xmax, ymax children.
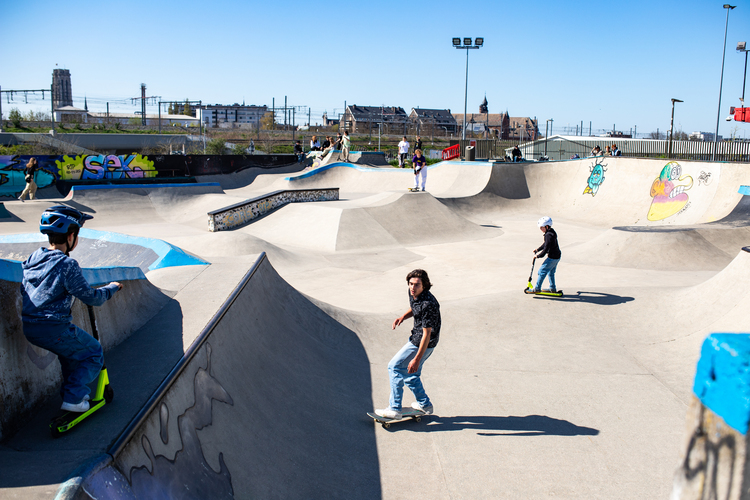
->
<box><xmin>0</xmin><ymin>228</ymin><xmax>208</xmax><ymax>273</ymax></box>
<box><xmin>286</xmin><ymin>160</ymin><xmax>486</xmax><ymax>181</ymax></box>
<box><xmin>693</xmin><ymin>333</ymin><xmax>750</xmax><ymax>434</ymax></box>
<box><xmin>739</xmin><ymin>185</ymin><xmax>750</xmax><ymax>196</ymax></box>
<box><xmin>69</xmin><ymin>182</ymin><xmax>221</xmax><ymax>192</ymax></box>
<box><xmin>0</xmin><ymin>258</ymin><xmax>145</xmax><ymax>285</ymax></box>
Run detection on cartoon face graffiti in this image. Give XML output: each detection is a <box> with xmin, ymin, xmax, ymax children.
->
<box><xmin>647</xmin><ymin>161</ymin><xmax>693</xmax><ymax>221</ymax></box>
<box><xmin>583</xmin><ymin>160</ymin><xmax>607</xmax><ymax>196</ymax></box>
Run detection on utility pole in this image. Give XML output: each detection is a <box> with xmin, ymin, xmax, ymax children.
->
<box><xmin>130</xmin><ymin>83</ymin><xmax>160</xmax><ymax>127</ymax></box>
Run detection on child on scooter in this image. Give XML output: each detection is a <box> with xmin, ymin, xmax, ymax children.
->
<box><xmin>21</xmin><ymin>205</ymin><xmax>122</xmax><ymax>413</ymax></box>
<box><xmin>532</xmin><ymin>216</ymin><xmax>561</xmax><ymax>292</ymax></box>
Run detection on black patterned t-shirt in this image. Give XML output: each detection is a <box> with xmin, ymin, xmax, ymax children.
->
<box><xmin>409</xmin><ymin>290</ymin><xmax>440</xmax><ymax>349</ymax></box>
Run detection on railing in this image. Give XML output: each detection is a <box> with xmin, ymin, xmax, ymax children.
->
<box><xmin>516</xmin><ymin>136</ymin><xmax>750</xmax><ymax>162</ymax></box>
<box><xmin>442</xmin><ymin>144</ymin><xmax>461</xmax><ymax>161</ymax></box>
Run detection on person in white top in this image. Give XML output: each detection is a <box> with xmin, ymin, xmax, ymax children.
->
<box><xmin>398</xmin><ymin>137</ymin><xmax>410</xmax><ymax>168</ymax></box>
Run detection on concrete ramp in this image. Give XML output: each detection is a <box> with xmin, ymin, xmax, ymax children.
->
<box><xmin>443</xmin><ymin>158</ymin><xmax>750</xmax><ymax>228</ymax></box>
<box><xmin>243</xmin><ymin>192</ymin><xmax>498</xmax><ymax>252</ymax></box>
<box><xmin>78</xmin><ymin>254</ymin><xmax>380</xmax><ymax>499</ymax></box>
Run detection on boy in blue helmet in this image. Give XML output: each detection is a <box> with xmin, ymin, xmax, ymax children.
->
<box><xmin>21</xmin><ymin>205</ymin><xmax>122</xmax><ymax>413</ymax></box>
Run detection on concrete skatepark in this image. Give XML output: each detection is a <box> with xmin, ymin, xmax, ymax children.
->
<box><xmin>1</xmin><ymin>156</ymin><xmax>749</xmax><ymax>498</ymax></box>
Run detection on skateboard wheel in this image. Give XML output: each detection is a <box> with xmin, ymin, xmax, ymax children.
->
<box><xmin>416</xmin><ymin>417</ymin><xmax>421</xmax><ymax>422</ymax></box>
<box><xmin>384</xmin><ymin>422</ymin><xmax>390</xmax><ymax>429</ymax></box>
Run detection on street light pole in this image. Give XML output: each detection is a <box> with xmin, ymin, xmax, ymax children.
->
<box><xmin>739</xmin><ymin>42</ymin><xmax>749</xmax><ymax>103</ymax></box>
<box><xmin>668</xmin><ymin>98</ymin><xmax>683</xmax><ymax>158</ymax></box>
<box><xmin>453</xmin><ymin>37</ymin><xmax>483</xmax><ymax>141</ymax></box>
<box><xmin>714</xmin><ymin>4</ymin><xmax>736</xmax><ymax>161</ymax></box>
<box><xmin>463</xmin><ymin>47</ymin><xmax>469</xmax><ymax>141</ymax></box>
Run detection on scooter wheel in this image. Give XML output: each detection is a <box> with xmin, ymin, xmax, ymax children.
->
<box><xmin>104</xmin><ymin>385</ymin><xmax>114</xmax><ymax>404</ymax></box>
<box><xmin>50</xmin><ymin>425</ymin><xmax>62</xmax><ymax>439</ymax></box>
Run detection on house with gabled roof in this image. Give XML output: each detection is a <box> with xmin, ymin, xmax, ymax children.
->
<box><xmin>342</xmin><ymin>105</ymin><xmax>408</xmax><ymax>134</ymax></box>
<box><xmin>409</xmin><ymin>108</ymin><xmax>458</xmax><ymax>135</ymax></box>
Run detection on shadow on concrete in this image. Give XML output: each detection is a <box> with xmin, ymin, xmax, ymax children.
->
<box><xmin>0</xmin><ymin>297</ymin><xmax>186</xmax><ymax>490</ymax></box>
<box><xmin>532</xmin><ymin>291</ymin><xmax>634</xmax><ymax>305</ymax></box>
<box><xmin>384</xmin><ymin>415</ymin><xmax>599</xmax><ymax>436</ymax></box>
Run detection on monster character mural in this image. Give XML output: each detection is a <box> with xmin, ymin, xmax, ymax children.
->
<box><xmin>583</xmin><ymin>159</ymin><xmax>607</xmax><ymax>196</ymax></box>
<box><xmin>647</xmin><ymin>161</ymin><xmax>693</xmax><ymax>221</ymax></box>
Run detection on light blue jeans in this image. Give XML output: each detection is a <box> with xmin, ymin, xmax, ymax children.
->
<box><xmin>388</xmin><ymin>341</ymin><xmax>434</xmax><ymax>411</ymax></box>
<box><xmin>23</xmin><ymin>322</ymin><xmax>103</xmax><ymax>404</ymax></box>
<box><xmin>536</xmin><ymin>257</ymin><xmax>560</xmax><ymax>291</ymax></box>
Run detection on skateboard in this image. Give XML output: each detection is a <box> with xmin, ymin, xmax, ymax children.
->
<box><xmin>524</xmin><ymin>288</ymin><xmax>564</xmax><ymax>297</ymax></box>
<box><xmin>367</xmin><ymin>408</ymin><xmax>428</xmax><ymax>429</ymax></box>
<box><xmin>408</xmin><ymin>188</ymin><xmax>424</xmax><ymax>192</ymax></box>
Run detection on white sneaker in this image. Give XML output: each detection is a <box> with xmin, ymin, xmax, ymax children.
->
<box><xmin>375</xmin><ymin>408</ymin><xmax>402</xmax><ymax>419</ymax></box>
<box><xmin>61</xmin><ymin>400</ymin><xmax>90</xmax><ymax>412</ymax></box>
<box><xmin>411</xmin><ymin>402</ymin><xmax>434</xmax><ymax>415</ymax></box>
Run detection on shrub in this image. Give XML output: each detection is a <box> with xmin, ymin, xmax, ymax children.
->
<box><xmin>9</xmin><ymin>108</ymin><xmax>22</xmax><ymax>128</ymax></box>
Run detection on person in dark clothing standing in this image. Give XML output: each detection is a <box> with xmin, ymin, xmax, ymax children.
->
<box><xmin>413</xmin><ymin>135</ymin><xmax>423</xmax><ymax>154</ymax></box>
<box><xmin>375</xmin><ymin>269</ymin><xmax>440</xmax><ymax>419</ymax></box>
<box><xmin>532</xmin><ymin>216</ymin><xmax>561</xmax><ymax>292</ymax></box>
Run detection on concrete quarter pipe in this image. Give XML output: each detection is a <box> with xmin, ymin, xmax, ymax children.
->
<box><xmin>78</xmin><ymin>254</ymin><xmax>381</xmax><ymax>500</ymax></box>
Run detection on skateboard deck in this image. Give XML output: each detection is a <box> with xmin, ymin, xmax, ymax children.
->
<box><xmin>524</xmin><ymin>288</ymin><xmax>564</xmax><ymax>297</ymax></box>
<box><xmin>408</xmin><ymin>188</ymin><xmax>423</xmax><ymax>192</ymax></box>
<box><xmin>367</xmin><ymin>408</ymin><xmax>428</xmax><ymax>428</ymax></box>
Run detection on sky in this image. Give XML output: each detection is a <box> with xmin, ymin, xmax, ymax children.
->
<box><xmin>2</xmin><ymin>0</ymin><xmax>750</xmax><ymax>138</ymax></box>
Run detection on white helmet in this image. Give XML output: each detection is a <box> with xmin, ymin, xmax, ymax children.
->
<box><xmin>537</xmin><ymin>216</ymin><xmax>552</xmax><ymax>228</ymax></box>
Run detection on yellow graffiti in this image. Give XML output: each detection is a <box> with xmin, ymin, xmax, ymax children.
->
<box><xmin>55</xmin><ymin>154</ymin><xmax>156</xmax><ymax>180</ymax></box>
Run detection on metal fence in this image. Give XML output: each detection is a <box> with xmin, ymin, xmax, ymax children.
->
<box><xmin>514</xmin><ymin>136</ymin><xmax>750</xmax><ymax>162</ymax></box>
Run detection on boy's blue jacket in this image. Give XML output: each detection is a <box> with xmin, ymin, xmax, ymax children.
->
<box><xmin>21</xmin><ymin>247</ymin><xmax>119</xmax><ymax>325</ymax></box>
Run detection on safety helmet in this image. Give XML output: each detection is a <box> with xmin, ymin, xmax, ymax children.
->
<box><xmin>537</xmin><ymin>216</ymin><xmax>552</xmax><ymax>228</ymax></box>
<box><xmin>40</xmin><ymin>205</ymin><xmax>93</xmax><ymax>235</ymax></box>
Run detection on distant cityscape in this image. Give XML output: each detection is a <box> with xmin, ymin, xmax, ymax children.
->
<box><xmin>0</xmin><ymin>68</ymin><xmax>741</xmax><ymax>142</ymax></box>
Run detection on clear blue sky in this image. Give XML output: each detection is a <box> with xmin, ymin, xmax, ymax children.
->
<box><xmin>2</xmin><ymin>0</ymin><xmax>749</xmax><ymax>138</ymax></box>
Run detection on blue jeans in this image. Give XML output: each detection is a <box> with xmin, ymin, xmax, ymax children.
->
<box><xmin>388</xmin><ymin>341</ymin><xmax>434</xmax><ymax>411</ymax></box>
<box><xmin>23</xmin><ymin>322</ymin><xmax>103</xmax><ymax>404</ymax></box>
<box><xmin>536</xmin><ymin>258</ymin><xmax>560</xmax><ymax>291</ymax></box>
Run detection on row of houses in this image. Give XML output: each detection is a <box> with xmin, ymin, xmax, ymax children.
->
<box><xmin>338</xmin><ymin>103</ymin><xmax>539</xmax><ymax>141</ymax></box>
<box><xmin>53</xmin><ymin>102</ymin><xmax>539</xmax><ymax>141</ymax></box>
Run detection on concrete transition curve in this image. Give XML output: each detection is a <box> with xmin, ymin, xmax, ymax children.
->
<box><xmin>69</xmin><ymin>253</ymin><xmax>381</xmax><ymax>500</ymax></box>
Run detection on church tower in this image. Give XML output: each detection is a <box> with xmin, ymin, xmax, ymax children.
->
<box><xmin>479</xmin><ymin>95</ymin><xmax>488</xmax><ymax>114</ymax></box>
<box><xmin>52</xmin><ymin>69</ymin><xmax>73</xmax><ymax>109</ymax></box>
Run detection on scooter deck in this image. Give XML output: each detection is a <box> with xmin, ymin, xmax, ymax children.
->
<box><xmin>524</xmin><ymin>288</ymin><xmax>564</xmax><ymax>297</ymax></box>
<box><xmin>367</xmin><ymin>408</ymin><xmax>428</xmax><ymax>428</ymax></box>
<box><xmin>50</xmin><ymin>398</ymin><xmax>107</xmax><ymax>436</ymax></box>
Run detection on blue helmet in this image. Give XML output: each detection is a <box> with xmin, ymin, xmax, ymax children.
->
<box><xmin>40</xmin><ymin>205</ymin><xmax>93</xmax><ymax>235</ymax></box>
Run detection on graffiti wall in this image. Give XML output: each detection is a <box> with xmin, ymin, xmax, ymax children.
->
<box><xmin>583</xmin><ymin>158</ymin><xmax>607</xmax><ymax>196</ymax></box>
<box><xmin>0</xmin><ymin>154</ymin><xmax>298</xmax><ymax>198</ymax></box>
<box><xmin>207</xmin><ymin>188</ymin><xmax>340</xmax><ymax>232</ymax></box>
<box><xmin>56</xmin><ymin>154</ymin><xmax>156</xmax><ymax>180</ymax></box>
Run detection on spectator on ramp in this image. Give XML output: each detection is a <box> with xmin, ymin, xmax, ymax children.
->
<box><xmin>341</xmin><ymin>131</ymin><xmax>351</xmax><ymax>162</ymax></box>
<box><xmin>21</xmin><ymin>205</ymin><xmax>122</xmax><ymax>413</ymax></box>
<box><xmin>611</xmin><ymin>144</ymin><xmax>622</xmax><ymax>156</ymax></box>
<box><xmin>532</xmin><ymin>216</ymin><xmax>561</xmax><ymax>293</ymax></box>
<box><xmin>413</xmin><ymin>135</ymin><xmax>423</xmax><ymax>154</ymax></box>
<box><xmin>512</xmin><ymin>145</ymin><xmax>523</xmax><ymax>162</ymax></box>
<box><xmin>398</xmin><ymin>136</ymin><xmax>410</xmax><ymax>167</ymax></box>
<box><xmin>310</xmin><ymin>136</ymin><xmax>320</xmax><ymax>151</ymax></box>
<box><xmin>376</xmin><ymin>269</ymin><xmax>440</xmax><ymax>420</ymax></box>
<box><xmin>294</xmin><ymin>141</ymin><xmax>304</xmax><ymax>162</ymax></box>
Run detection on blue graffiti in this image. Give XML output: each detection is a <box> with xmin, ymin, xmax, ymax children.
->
<box><xmin>583</xmin><ymin>159</ymin><xmax>607</xmax><ymax>197</ymax></box>
<box><xmin>0</xmin><ymin>156</ymin><xmax>56</xmax><ymax>198</ymax></box>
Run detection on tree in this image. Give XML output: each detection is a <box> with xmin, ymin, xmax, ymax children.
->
<box><xmin>9</xmin><ymin>108</ymin><xmax>22</xmax><ymax>128</ymax></box>
<box><xmin>183</xmin><ymin>100</ymin><xmax>192</xmax><ymax>117</ymax></box>
<box><xmin>231</xmin><ymin>143</ymin><xmax>247</xmax><ymax>155</ymax></box>
<box><xmin>260</xmin><ymin>111</ymin><xmax>275</xmax><ymax>130</ymax></box>
<box><xmin>205</xmin><ymin>138</ymin><xmax>227</xmax><ymax>155</ymax></box>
